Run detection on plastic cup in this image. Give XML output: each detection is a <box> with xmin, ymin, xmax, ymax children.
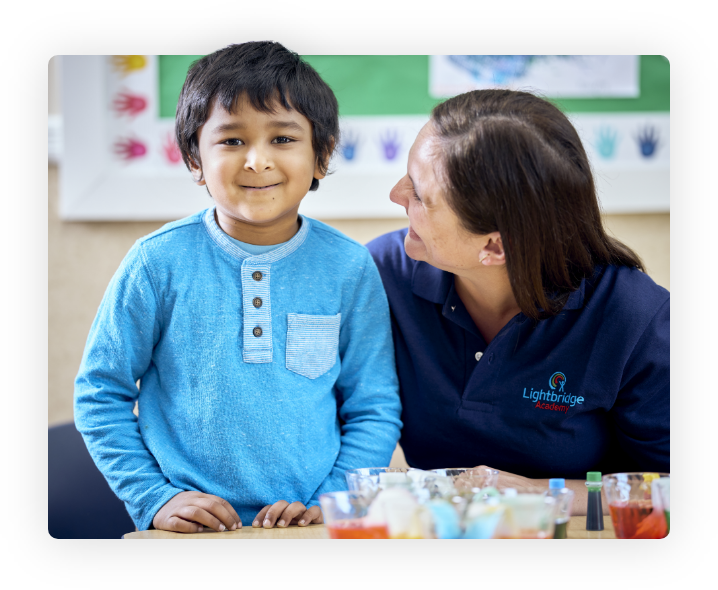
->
<box><xmin>344</xmin><ymin>467</ymin><xmax>417</xmax><ymax>496</ymax></box>
<box><xmin>653</xmin><ymin>477</ymin><xmax>670</xmax><ymax>534</ymax></box>
<box><xmin>493</xmin><ymin>493</ymin><xmax>557</xmax><ymax>539</ymax></box>
<box><xmin>603</xmin><ymin>472</ymin><xmax>669</xmax><ymax>539</ymax></box>
<box><xmin>319</xmin><ymin>491</ymin><xmax>389</xmax><ymax>539</ymax></box>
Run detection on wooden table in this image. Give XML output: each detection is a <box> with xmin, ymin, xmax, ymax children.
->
<box><xmin>123</xmin><ymin>516</ymin><xmax>615</xmax><ymax>539</ymax></box>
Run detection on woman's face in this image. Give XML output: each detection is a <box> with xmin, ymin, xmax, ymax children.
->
<box><xmin>390</xmin><ymin>123</ymin><xmax>488</xmax><ymax>274</ymax></box>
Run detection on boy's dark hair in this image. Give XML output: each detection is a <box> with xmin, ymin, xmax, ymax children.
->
<box><xmin>175</xmin><ymin>41</ymin><xmax>339</xmax><ymax>192</ymax></box>
<box><xmin>430</xmin><ymin>89</ymin><xmax>644</xmax><ymax>320</ymax></box>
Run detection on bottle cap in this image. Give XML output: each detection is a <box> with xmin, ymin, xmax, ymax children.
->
<box><xmin>549</xmin><ymin>478</ymin><xmax>565</xmax><ymax>489</ymax></box>
<box><xmin>586</xmin><ymin>472</ymin><xmax>602</xmax><ymax>482</ymax></box>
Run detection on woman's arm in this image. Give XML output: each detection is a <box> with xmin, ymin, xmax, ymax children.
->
<box><xmin>476</xmin><ymin>467</ymin><xmax>608</xmax><ymax>516</ymax></box>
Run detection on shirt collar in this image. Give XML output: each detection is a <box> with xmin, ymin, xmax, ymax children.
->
<box><xmin>411</xmin><ymin>260</ymin><xmax>588</xmax><ymax>311</ymax></box>
<box><xmin>202</xmin><ymin>207</ymin><xmax>310</xmax><ymax>263</ymax></box>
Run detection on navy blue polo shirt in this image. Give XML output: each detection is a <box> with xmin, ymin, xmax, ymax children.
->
<box><xmin>367</xmin><ymin>229</ymin><xmax>670</xmax><ymax>479</ymax></box>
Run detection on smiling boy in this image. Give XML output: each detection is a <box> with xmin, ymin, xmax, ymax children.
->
<box><xmin>74</xmin><ymin>42</ymin><xmax>402</xmax><ymax>533</ymax></box>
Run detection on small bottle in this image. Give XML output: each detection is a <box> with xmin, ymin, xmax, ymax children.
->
<box><xmin>548</xmin><ymin>478</ymin><xmax>569</xmax><ymax>539</ymax></box>
<box><xmin>585</xmin><ymin>472</ymin><xmax>604</xmax><ymax>531</ymax></box>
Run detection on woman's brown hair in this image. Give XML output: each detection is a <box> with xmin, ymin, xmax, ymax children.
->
<box><xmin>430</xmin><ymin>89</ymin><xmax>644</xmax><ymax>320</ymax></box>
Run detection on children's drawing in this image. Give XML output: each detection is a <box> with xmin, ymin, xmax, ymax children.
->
<box><xmin>111</xmin><ymin>55</ymin><xmax>148</xmax><ymax>76</ymax></box>
<box><xmin>114</xmin><ymin>137</ymin><xmax>147</xmax><ymax>160</ymax></box>
<box><xmin>162</xmin><ymin>132</ymin><xmax>182</xmax><ymax>165</ymax></box>
<box><xmin>341</xmin><ymin>130</ymin><xmax>360</xmax><ymax>161</ymax></box>
<box><xmin>636</xmin><ymin>125</ymin><xmax>659</xmax><ymax>157</ymax></box>
<box><xmin>380</xmin><ymin>130</ymin><xmax>401</xmax><ymax>161</ymax></box>
<box><xmin>595</xmin><ymin>126</ymin><xmax>619</xmax><ymax>159</ymax></box>
<box><xmin>448</xmin><ymin>55</ymin><xmax>537</xmax><ymax>84</ymax></box>
<box><xmin>112</xmin><ymin>91</ymin><xmax>148</xmax><ymax>117</ymax></box>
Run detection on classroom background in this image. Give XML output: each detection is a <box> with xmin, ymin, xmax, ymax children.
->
<box><xmin>48</xmin><ymin>55</ymin><xmax>670</xmax><ymax>469</ymax></box>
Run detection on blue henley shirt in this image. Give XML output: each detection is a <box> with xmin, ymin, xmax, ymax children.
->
<box><xmin>75</xmin><ymin>209</ymin><xmax>402</xmax><ymax>530</ymax></box>
<box><xmin>367</xmin><ymin>228</ymin><xmax>669</xmax><ymax>480</ymax></box>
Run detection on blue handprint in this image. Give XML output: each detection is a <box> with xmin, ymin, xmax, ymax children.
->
<box><xmin>341</xmin><ymin>129</ymin><xmax>360</xmax><ymax>161</ymax></box>
<box><xmin>636</xmin><ymin>125</ymin><xmax>660</xmax><ymax>158</ymax></box>
<box><xmin>595</xmin><ymin>126</ymin><xmax>619</xmax><ymax>159</ymax></box>
<box><xmin>380</xmin><ymin>129</ymin><xmax>401</xmax><ymax>161</ymax></box>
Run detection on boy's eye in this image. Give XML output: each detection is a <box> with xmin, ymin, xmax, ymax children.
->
<box><xmin>272</xmin><ymin>136</ymin><xmax>294</xmax><ymax>144</ymax></box>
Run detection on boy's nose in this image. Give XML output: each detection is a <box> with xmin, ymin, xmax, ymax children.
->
<box><xmin>244</xmin><ymin>146</ymin><xmax>273</xmax><ymax>172</ymax></box>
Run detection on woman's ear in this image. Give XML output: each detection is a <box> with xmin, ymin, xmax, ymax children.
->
<box><xmin>478</xmin><ymin>232</ymin><xmax>506</xmax><ymax>266</ymax></box>
<box><xmin>189</xmin><ymin>158</ymin><xmax>205</xmax><ymax>186</ymax></box>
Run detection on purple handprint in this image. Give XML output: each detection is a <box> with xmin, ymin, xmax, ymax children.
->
<box><xmin>380</xmin><ymin>129</ymin><xmax>401</xmax><ymax>161</ymax></box>
<box><xmin>341</xmin><ymin>130</ymin><xmax>360</xmax><ymax>161</ymax></box>
<box><xmin>636</xmin><ymin>125</ymin><xmax>659</xmax><ymax>158</ymax></box>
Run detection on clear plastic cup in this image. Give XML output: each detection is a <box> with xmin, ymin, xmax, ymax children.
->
<box><xmin>602</xmin><ymin>472</ymin><xmax>669</xmax><ymax>539</ymax></box>
<box><xmin>429</xmin><ymin>467</ymin><xmax>500</xmax><ymax>492</ymax></box>
<box><xmin>319</xmin><ymin>491</ymin><xmax>389</xmax><ymax>539</ymax></box>
<box><xmin>344</xmin><ymin>467</ymin><xmax>417</xmax><ymax>496</ymax></box>
<box><xmin>493</xmin><ymin>493</ymin><xmax>557</xmax><ymax>539</ymax></box>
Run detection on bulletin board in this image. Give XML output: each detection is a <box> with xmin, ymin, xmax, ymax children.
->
<box><xmin>59</xmin><ymin>55</ymin><xmax>669</xmax><ymax>220</ymax></box>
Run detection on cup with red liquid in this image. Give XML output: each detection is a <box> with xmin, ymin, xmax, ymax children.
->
<box><xmin>602</xmin><ymin>472</ymin><xmax>670</xmax><ymax>539</ymax></box>
<box><xmin>319</xmin><ymin>491</ymin><xmax>390</xmax><ymax>539</ymax></box>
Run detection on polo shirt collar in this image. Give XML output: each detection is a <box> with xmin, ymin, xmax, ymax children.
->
<box><xmin>411</xmin><ymin>260</ymin><xmax>588</xmax><ymax>311</ymax></box>
<box><xmin>203</xmin><ymin>207</ymin><xmax>311</xmax><ymax>263</ymax></box>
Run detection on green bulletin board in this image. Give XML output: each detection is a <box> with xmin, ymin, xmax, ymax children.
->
<box><xmin>159</xmin><ymin>55</ymin><xmax>669</xmax><ymax>119</ymax></box>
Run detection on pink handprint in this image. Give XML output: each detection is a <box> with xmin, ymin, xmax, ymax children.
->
<box><xmin>114</xmin><ymin>137</ymin><xmax>147</xmax><ymax>160</ymax></box>
<box><xmin>112</xmin><ymin>91</ymin><xmax>148</xmax><ymax>117</ymax></box>
<box><xmin>162</xmin><ymin>132</ymin><xmax>182</xmax><ymax>165</ymax></box>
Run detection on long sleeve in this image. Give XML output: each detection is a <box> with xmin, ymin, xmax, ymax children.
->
<box><xmin>74</xmin><ymin>243</ymin><xmax>184</xmax><ymax>530</ymax></box>
<box><xmin>611</xmin><ymin>297</ymin><xmax>670</xmax><ymax>473</ymax></box>
<box><xmin>308</xmin><ymin>254</ymin><xmax>403</xmax><ymax>505</ymax></box>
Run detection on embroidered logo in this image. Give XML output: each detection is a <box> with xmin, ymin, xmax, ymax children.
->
<box><xmin>549</xmin><ymin>372</ymin><xmax>566</xmax><ymax>392</ymax></box>
<box><xmin>522</xmin><ymin>372</ymin><xmax>583</xmax><ymax>414</ymax></box>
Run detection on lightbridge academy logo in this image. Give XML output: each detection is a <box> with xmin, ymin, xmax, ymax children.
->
<box><xmin>522</xmin><ymin>372</ymin><xmax>584</xmax><ymax>414</ymax></box>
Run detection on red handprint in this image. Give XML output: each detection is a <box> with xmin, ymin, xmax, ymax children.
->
<box><xmin>162</xmin><ymin>132</ymin><xmax>182</xmax><ymax>165</ymax></box>
<box><xmin>112</xmin><ymin>91</ymin><xmax>148</xmax><ymax>117</ymax></box>
<box><xmin>114</xmin><ymin>137</ymin><xmax>147</xmax><ymax>160</ymax></box>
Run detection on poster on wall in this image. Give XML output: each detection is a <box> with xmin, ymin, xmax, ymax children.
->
<box><xmin>59</xmin><ymin>55</ymin><xmax>669</xmax><ymax>221</ymax></box>
<box><xmin>429</xmin><ymin>55</ymin><xmax>640</xmax><ymax>98</ymax></box>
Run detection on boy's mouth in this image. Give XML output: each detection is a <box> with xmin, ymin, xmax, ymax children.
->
<box><xmin>241</xmin><ymin>183</ymin><xmax>280</xmax><ymax>190</ymax></box>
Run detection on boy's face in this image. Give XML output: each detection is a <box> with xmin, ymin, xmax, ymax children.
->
<box><xmin>191</xmin><ymin>95</ymin><xmax>325</xmax><ymax>242</ymax></box>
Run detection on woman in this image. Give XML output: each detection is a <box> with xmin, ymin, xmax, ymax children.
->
<box><xmin>367</xmin><ymin>90</ymin><xmax>669</xmax><ymax>515</ymax></box>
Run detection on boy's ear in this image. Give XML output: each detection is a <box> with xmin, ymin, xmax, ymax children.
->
<box><xmin>189</xmin><ymin>157</ymin><xmax>206</xmax><ymax>186</ymax></box>
<box><xmin>313</xmin><ymin>137</ymin><xmax>335</xmax><ymax>180</ymax></box>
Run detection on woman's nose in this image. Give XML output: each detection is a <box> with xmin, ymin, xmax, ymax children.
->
<box><xmin>390</xmin><ymin>176</ymin><xmax>409</xmax><ymax>211</ymax></box>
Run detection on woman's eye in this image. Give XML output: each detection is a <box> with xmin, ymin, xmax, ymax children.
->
<box><xmin>273</xmin><ymin>136</ymin><xmax>293</xmax><ymax>144</ymax></box>
<box><xmin>411</xmin><ymin>189</ymin><xmax>422</xmax><ymax>202</ymax></box>
<box><xmin>223</xmin><ymin>138</ymin><xmax>242</xmax><ymax>146</ymax></box>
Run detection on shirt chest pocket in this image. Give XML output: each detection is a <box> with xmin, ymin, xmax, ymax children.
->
<box><xmin>286</xmin><ymin>313</ymin><xmax>341</xmax><ymax>379</ymax></box>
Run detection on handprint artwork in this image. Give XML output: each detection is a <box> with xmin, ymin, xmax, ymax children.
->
<box><xmin>112</xmin><ymin>91</ymin><xmax>148</xmax><ymax>118</ymax></box>
<box><xmin>595</xmin><ymin>126</ymin><xmax>619</xmax><ymax>159</ymax></box>
<box><xmin>111</xmin><ymin>55</ymin><xmax>148</xmax><ymax>76</ymax></box>
<box><xmin>636</xmin><ymin>125</ymin><xmax>659</xmax><ymax>157</ymax></box>
<box><xmin>341</xmin><ymin>130</ymin><xmax>360</xmax><ymax>161</ymax></box>
<box><xmin>380</xmin><ymin>130</ymin><xmax>401</xmax><ymax>161</ymax></box>
<box><xmin>162</xmin><ymin>132</ymin><xmax>182</xmax><ymax>165</ymax></box>
<box><xmin>114</xmin><ymin>137</ymin><xmax>147</xmax><ymax>160</ymax></box>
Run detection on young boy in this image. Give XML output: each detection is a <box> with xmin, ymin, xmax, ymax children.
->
<box><xmin>74</xmin><ymin>42</ymin><xmax>402</xmax><ymax>533</ymax></box>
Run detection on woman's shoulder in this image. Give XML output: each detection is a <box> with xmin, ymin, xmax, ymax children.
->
<box><xmin>366</xmin><ymin>228</ymin><xmax>414</xmax><ymax>286</ymax></box>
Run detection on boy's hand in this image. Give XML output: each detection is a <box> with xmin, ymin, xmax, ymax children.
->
<box><xmin>152</xmin><ymin>491</ymin><xmax>242</xmax><ymax>533</ymax></box>
<box><xmin>252</xmin><ymin>501</ymin><xmax>323</xmax><ymax>528</ymax></box>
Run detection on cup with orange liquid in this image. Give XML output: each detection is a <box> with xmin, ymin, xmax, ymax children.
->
<box><xmin>319</xmin><ymin>491</ymin><xmax>390</xmax><ymax>539</ymax></box>
<box><xmin>602</xmin><ymin>472</ymin><xmax>670</xmax><ymax>539</ymax></box>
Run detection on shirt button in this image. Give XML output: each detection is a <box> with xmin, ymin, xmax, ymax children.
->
<box><xmin>252</xmin><ymin>326</ymin><xmax>263</xmax><ymax>337</ymax></box>
<box><xmin>252</xmin><ymin>271</ymin><xmax>263</xmax><ymax>281</ymax></box>
<box><xmin>475</xmin><ymin>352</ymin><xmax>483</xmax><ymax>361</ymax></box>
<box><xmin>488</xmin><ymin>353</ymin><xmax>494</xmax><ymax>364</ymax></box>
<box><xmin>252</xmin><ymin>297</ymin><xmax>263</xmax><ymax>308</ymax></box>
